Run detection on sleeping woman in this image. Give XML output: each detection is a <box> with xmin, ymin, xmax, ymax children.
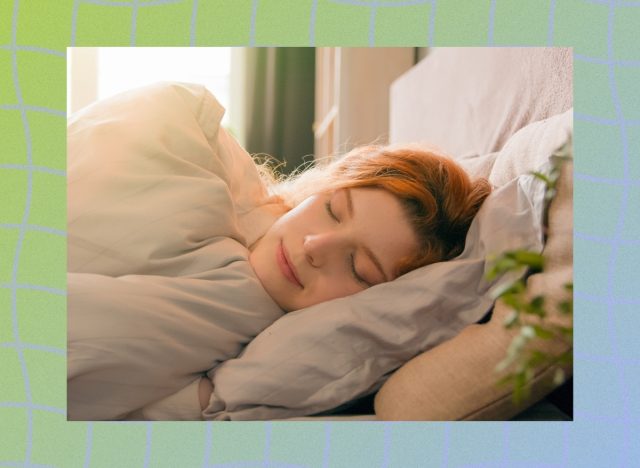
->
<box><xmin>67</xmin><ymin>82</ymin><xmax>490</xmax><ymax>420</ymax></box>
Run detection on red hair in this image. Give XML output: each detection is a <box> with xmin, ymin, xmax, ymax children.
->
<box><xmin>267</xmin><ymin>145</ymin><xmax>492</xmax><ymax>277</ymax></box>
<box><xmin>318</xmin><ymin>146</ymin><xmax>491</xmax><ymax>276</ymax></box>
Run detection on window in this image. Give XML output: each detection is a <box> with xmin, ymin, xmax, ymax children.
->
<box><xmin>68</xmin><ymin>47</ymin><xmax>233</xmax><ymax>127</ymax></box>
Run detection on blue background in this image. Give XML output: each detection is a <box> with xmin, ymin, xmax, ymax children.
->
<box><xmin>1</xmin><ymin>0</ymin><xmax>639</xmax><ymax>466</ymax></box>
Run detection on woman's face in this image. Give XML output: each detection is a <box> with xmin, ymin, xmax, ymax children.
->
<box><xmin>249</xmin><ymin>187</ymin><xmax>419</xmax><ymax>312</ymax></box>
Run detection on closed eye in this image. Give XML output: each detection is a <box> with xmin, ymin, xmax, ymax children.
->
<box><xmin>350</xmin><ymin>254</ymin><xmax>371</xmax><ymax>287</ymax></box>
<box><xmin>324</xmin><ymin>196</ymin><xmax>373</xmax><ymax>288</ymax></box>
<box><xmin>326</xmin><ymin>199</ymin><xmax>369</xmax><ymax>286</ymax></box>
<box><xmin>325</xmin><ymin>201</ymin><xmax>339</xmax><ymax>222</ymax></box>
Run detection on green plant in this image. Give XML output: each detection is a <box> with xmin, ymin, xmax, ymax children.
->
<box><xmin>486</xmin><ymin>140</ymin><xmax>573</xmax><ymax>404</ymax></box>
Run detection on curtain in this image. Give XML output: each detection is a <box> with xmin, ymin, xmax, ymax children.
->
<box><xmin>243</xmin><ymin>48</ymin><xmax>315</xmax><ymax>175</ymax></box>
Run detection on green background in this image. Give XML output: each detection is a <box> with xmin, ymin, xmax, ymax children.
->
<box><xmin>2</xmin><ymin>0</ymin><xmax>639</xmax><ymax>466</ymax></box>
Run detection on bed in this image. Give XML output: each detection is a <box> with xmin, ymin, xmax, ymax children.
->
<box><xmin>67</xmin><ymin>47</ymin><xmax>573</xmax><ymax>421</ymax></box>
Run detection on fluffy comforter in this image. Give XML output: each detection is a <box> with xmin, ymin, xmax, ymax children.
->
<box><xmin>67</xmin><ymin>83</ymin><xmax>284</xmax><ymax>420</ymax></box>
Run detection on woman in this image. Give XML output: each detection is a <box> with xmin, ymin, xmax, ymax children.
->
<box><xmin>192</xmin><ymin>144</ymin><xmax>492</xmax><ymax>414</ymax></box>
<box><xmin>252</xmin><ymin>145</ymin><xmax>491</xmax><ymax>312</ymax></box>
<box><xmin>67</xmin><ymin>83</ymin><xmax>490</xmax><ymax>420</ymax></box>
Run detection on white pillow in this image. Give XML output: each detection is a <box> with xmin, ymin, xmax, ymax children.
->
<box><xmin>201</xmin><ymin>111</ymin><xmax>573</xmax><ymax>421</ymax></box>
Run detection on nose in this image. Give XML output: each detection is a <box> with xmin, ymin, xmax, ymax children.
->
<box><xmin>303</xmin><ymin>232</ymin><xmax>344</xmax><ymax>268</ymax></box>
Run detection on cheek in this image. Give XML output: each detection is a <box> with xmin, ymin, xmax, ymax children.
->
<box><xmin>307</xmin><ymin>274</ymin><xmax>362</xmax><ymax>302</ymax></box>
<box><xmin>268</xmin><ymin>211</ymin><xmax>303</xmax><ymax>239</ymax></box>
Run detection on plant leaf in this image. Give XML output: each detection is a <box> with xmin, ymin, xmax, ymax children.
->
<box><xmin>553</xmin><ymin>368</ymin><xmax>566</xmax><ymax>386</ymax></box>
<box><xmin>528</xmin><ymin>350</ymin><xmax>551</xmax><ymax>366</ymax></box>
<box><xmin>521</xmin><ymin>325</ymin><xmax>536</xmax><ymax>339</ymax></box>
<box><xmin>512</xmin><ymin>251</ymin><xmax>545</xmax><ymax>270</ymax></box>
<box><xmin>532</xmin><ymin>325</ymin><xmax>554</xmax><ymax>340</ymax></box>
<box><xmin>486</xmin><ymin>257</ymin><xmax>520</xmax><ymax>280</ymax></box>
<box><xmin>503</xmin><ymin>310</ymin><xmax>520</xmax><ymax>328</ymax></box>
<box><xmin>490</xmin><ymin>280</ymin><xmax>524</xmax><ymax>301</ymax></box>
<box><xmin>558</xmin><ymin>300</ymin><xmax>573</xmax><ymax>315</ymax></box>
<box><xmin>531</xmin><ymin>171</ymin><xmax>552</xmax><ymax>186</ymax></box>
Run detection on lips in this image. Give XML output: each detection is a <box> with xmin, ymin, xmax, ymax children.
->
<box><xmin>277</xmin><ymin>241</ymin><xmax>303</xmax><ymax>288</ymax></box>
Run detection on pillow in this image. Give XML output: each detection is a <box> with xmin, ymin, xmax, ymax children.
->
<box><xmin>455</xmin><ymin>108</ymin><xmax>573</xmax><ymax>183</ymax></box>
<box><xmin>201</xmin><ymin>169</ymin><xmax>548</xmax><ymax>421</ymax></box>
<box><xmin>375</xmin><ymin>148</ymin><xmax>573</xmax><ymax>421</ymax></box>
<box><xmin>374</xmin><ymin>110</ymin><xmax>572</xmax><ymax>420</ymax></box>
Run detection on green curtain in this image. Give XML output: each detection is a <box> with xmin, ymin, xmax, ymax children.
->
<box><xmin>243</xmin><ymin>48</ymin><xmax>315</xmax><ymax>175</ymax></box>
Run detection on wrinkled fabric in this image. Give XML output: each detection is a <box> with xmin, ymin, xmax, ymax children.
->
<box><xmin>198</xmin><ymin>171</ymin><xmax>546</xmax><ymax>420</ymax></box>
<box><xmin>67</xmin><ymin>83</ymin><xmax>283</xmax><ymax>420</ymax></box>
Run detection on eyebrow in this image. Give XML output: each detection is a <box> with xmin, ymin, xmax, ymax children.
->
<box><xmin>344</xmin><ymin>188</ymin><xmax>390</xmax><ymax>283</ymax></box>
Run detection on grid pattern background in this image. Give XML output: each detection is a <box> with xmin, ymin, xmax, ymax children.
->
<box><xmin>1</xmin><ymin>0</ymin><xmax>639</xmax><ymax>466</ymax></box>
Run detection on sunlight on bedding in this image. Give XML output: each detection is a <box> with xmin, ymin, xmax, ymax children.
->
<box><xmin>67</xmin><ymin>47</ymin><xmax>232</xmax><ymax>127</ymax></box>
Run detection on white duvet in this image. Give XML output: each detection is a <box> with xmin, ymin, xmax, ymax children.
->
<box><xmin>67</xmin><ymin>83</ymin><xmax>284</xmax><ymax>420</ymax></box>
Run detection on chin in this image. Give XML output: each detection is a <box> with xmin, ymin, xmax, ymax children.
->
<box><xmin>273</xmin><ymin>297</ymin><xmax>293</xmax><ymax>313</ymax></box>
<box><xmin>263</xmin><ymin>275</ymin><xmax>294</xmax><ymax>312</ymax></box>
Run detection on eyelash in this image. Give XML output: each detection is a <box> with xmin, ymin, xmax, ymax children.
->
<box><xmin>325</xmin><ymin>201</ymin><xmax>339</xmax><ymax>222</ymax></box>
<box><xmin>325</xmin><ymin>200</ymin><xmax>370</xmax><ymax>287</ymax></box>
<box><xmin>350</xmin><ymin>254</ymin><xmax>370</xmax><ymax>287</ymax></box>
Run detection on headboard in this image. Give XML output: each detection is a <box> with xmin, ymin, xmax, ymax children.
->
<box><xmin>389</xmin><ymin>47</ymin><xmax>573</xmax><ymax>158</ymax></box>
